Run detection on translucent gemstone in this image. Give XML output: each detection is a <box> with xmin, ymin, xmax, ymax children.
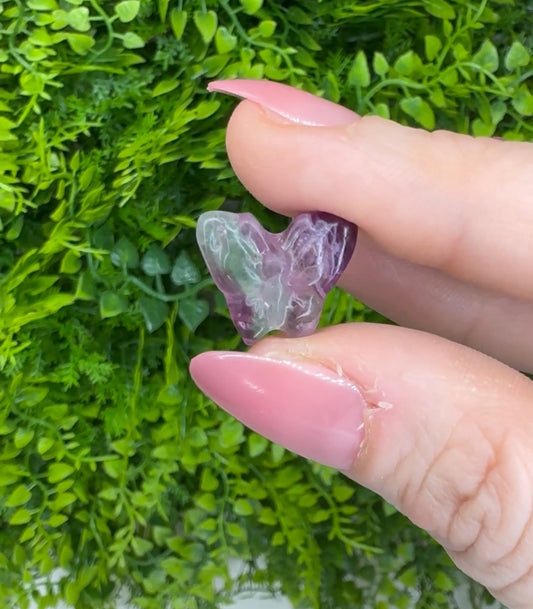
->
<box><xmin>196</xmin><ymin>211</ymin><xmax>357</xmax><ymax>345</ymax></box>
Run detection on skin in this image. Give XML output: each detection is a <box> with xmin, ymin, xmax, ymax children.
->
<box><xmin>224</xmin><ymin>101</ymin><xmax>533</xmax><ymax>608</ymax></box>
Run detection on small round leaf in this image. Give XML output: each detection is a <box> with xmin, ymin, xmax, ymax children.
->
<box><xmin>141</xmin><ymin>245</ymin><xmax>171</xmax><ymax>275</ymax></box>
<box><xmin>122</xmin><ymin>32</ymin><xmax>145</xmax><ymax>49</ymax></box>
<box><xmin>171</xmin><ymin>251</ymin><xmax>201</xmax><ymax>286</ymax></box>
<box><xmin>67</xmin><ymin>7</ymin><xmax>90</xmax><ymax>31</ymax></box>
<box><xmin>100</xmin><ymin>291</ymin><xmax>128</xmax><ymax>318</ymax></box>
<box><xmin>138</xmin><ymin>296</ymin><xmax>169</xmax><ymax>333</ymax></box>
<box><xmin>111</xmin><ymin>237</ymin><xmax>139</xmax><ymax>269</ymax></box>
<box><xmin>115</xmin><ymin>0</ymin><xmax>140</xmax><ymax>23</ymax></box>
<box><xmin>178</xmin><ymin>298</ymin><xmax>208</xmax><ymax>331</ymax></box>
<box><xmin>193</xmin><ymin>10</ymin><xmax>217</xmax><ymax>44</ymax></box>
<box><xmin>215</xmin><ymin>26</ymin><xmax>237</xmax><ymax>54</ymax></box>
<box><xmin>505</xmin><ymin>41</ymin><xmax>530</xmax><ymax>71</ymax></box>
<box><xmin>400</xmin><ymin>96</ymin><xmax>435</xmax><ymax>130</ymax></box>
<box><xmin>240</xmin><ymin>0</ymin><xmax>263</xmax><ymax>14</ymax></box>
<box><xmin>170</xmin><ymin>9</ymin><xmax>187</xmax><ymax>40</ymax></box>
<box><xmin>67</xmin><ymin>33</ymin><xmax>95</xmax><ymax>55</ymax></box>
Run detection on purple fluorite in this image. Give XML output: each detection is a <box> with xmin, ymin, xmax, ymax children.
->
<box><xmin>196</xmin><ymin>211</ymin><xmax>357</xmax><ymax>345</ymax></box>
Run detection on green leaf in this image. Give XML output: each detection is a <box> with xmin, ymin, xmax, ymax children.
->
<box><xmin>400</xmin><ymin>96</ymin><xmax>435</xmax><ymax>130</ymax></box>
<box><xmin>193</xmin><ymin>10</ymin><xmax>218</xmax><ymax>45</ymax></box>
<box><xmin>99</xmin><ymin>291</ymin><xmax>128</xmax><ymax>318</ymax></box>
<box><xmin>115</xmin><ymin>1</ymin><xmax>140</xmax><ymax>23</ymax></box>
<box><xmin>200</xmin><ymin>469</ymin><xmax>219</xmax><ymax>492</ymax></box>
<box><xmin>152</xmin><ymin>79</ymin><xmax>178</xmax><ymax>97</ymax></box>
<box><xmin>48</xmin><ymin>463</ymin><xmax>74</xmax><ymax>483</ymax></box>
<box><xmin>399</xmin><ymin>566</ymin><xmax>417</xmax><ymax>587</ymax></box>
<box><xmin>490</xmin><ymin>100</ymin><xmax>507</xmax><ymax>125</ymax></box>
<box><xmin>332</xmin><ymin>485</ymin><xmax>355</xmax><ymax>502</ymax></box>
<box><xmin>298</xmin><ymin>494</ymin><xmax>318</xmax><ymax>508</ymax></box>
<box><xmin>195</xmin><ymin>493</ymin><xmax>216</xmax><ymax>512</ymax></box>
<box><xmin>20</xmin><ymin>72</ymin><xmax>45</xmax><ymax>94</ymax></box>
<box><xmin>111</xmin><ymin>237</ymin><xmax>139</xmax><ymax>269</ymax></box>
<box><xmin>309</xmin><ymin>509</ymin><xmax>330</xmax><ymax>523</ymax></box>
<box><xmin>473</xmin><ymin>40</ymin><xmax>499</xmax><ymax>73</ymax></box>
<box><xmin>131</xmin><ymin>537</ymin><xmax>154</xmax><ymax>556</ymax></box>
<box><xmin>20</xmin><ymin>525</ymin><xmax>36</xmax><ymax>543</ymax></box>
<box><xmin>240</xmin><ymin>0</ymin><xmax>263</xmax><ymax>14</ymax></box>
<box><xmin>372</xmin><ymin>52</ymin><xmax>389</xmax><ymax>76</ymax></box>
<box><xmin>49</xmin><ymin>513</ymin><xmax>67</xmax><ymax>527</ymax></box>
<box><xmin>423</xmin><ymin>0</ymin><xmax>455</xmax><ymax>19</ymax></box>
<box><xmin>270</xmin><ymin>443</ymin><xmax>285</xmax><ymax>463</ymax></box>
<box><xmin>171</xmin><ymin>251</ymin><xmax>201</xmax><ymax>286</ymax></box>
<box><xmin>219</xmin><ymin>418</ymin><xmax>244</xmax><ymax>448</ymax></box>
<box><xmin>472</xmin><ymin>118</ymin><xmax>494</xmax><ymax>137</ymax></box>
<box><xmin>452</xmin><ymin>42</ymin><xmax>468</xmax><ymax>62</ymax></box>
<box><xmin>227</xmin><ymin>523</ymin><xmax>246</xmax><ymax>539</ymax></box>
<box><xmin>141</xmin><ymin>245</ymin><xmax>171</xmax><ymax>275</ymax></box>
<box><xmin>505</xmin><ymin>41</ymin><xmax>530</xmax><ymax>71</ymax></box>
<box><xmin>60</xmin><ymin>250</ymin><xmax>81</xmax><ymax>275</ymax></box>
<box><xmin>9</xmin><ymin>509</ymin><xmax>32</xmax><ymax>525</ymax></box>
<box><xmin>348</xmin><ymin>50</ymin><xmax>370</xmax><ymax>88</ymax></box>
<box><xmin>14</xmin><ymin>429</ymin><xmax>34</xmax><ymax>449</ymax></box>
<box><xmin>322</xmin><ymin>70</ymin><xmax>340</xmax><ymax>102</ymax></box>
<box><xmin>394</xmin><ymin>50</ymin><xmax>420</xmax><ymax>76</ymax></box>
<box><xmin>215</xmin><ymin>26</ymin><xmax>237</xmax><ymax>54</ymax></box>
<box><xmin>67</xmin><ymin>33</ymin><xmax>95</xmax><ymax>55</ymax></box>
<box><xmin>6</xmin><ymin>216</ymin><xmax>23</xmax><ymax>241</ymax></box>
<box><xmin>138</xmin><ymin>297</ymin><xmax>169</xmax><ymax>333</ymax></box>
<box><xmin>195</xmin><ymin>100</ymin><xmax>220</xmax><ymax>119</ymax></box>
<box><xmin>435</xmin><ymin>571</ymin><xmax>455</xmax><ymax>591</ymax></box>
<box><xmin>429</xmin><ymin>87</ymin><xmax>446</xmax><ymax>108</ymax></box>
<box><xmin>158</xmin><ymin>0</ymin><xmax>170</xmax><ymax>21</ymax></box>
<box><xmin>189</xmin><ymin>426</ymin><xmax>208</xmax><ymax>447</ymax></box>
<box><xmin>271</xmin><ymin>531</ymin><xmax>284</xmax><ymax>545</ymax></box>
<box><xmin>178</xmin><ymin>298</ymin><xmax>209</xmax><ymax>331</ymax></box>
<box><xmin>122</xmin><ymin>32</ymin><xmax>145</xmax><ymax>49</ymax></box>
<box><xmin>439</xmin><ymin>67</ymin><xmax>458</xmax><ymax>86</ymax></box>
<box><xmin>38</xmin><ymin>437</ymin><xmax>55</xmax><ymax>455</ymax></box>
<box><xmin>6</xmin><ymin>485</ymin><xmax>32</xmax><ymax>508</ymax></box>
<box><xmin>512</xmin><ymin>85</ymin><xmax>533</xmax><ymax>116</ymax></box>
<box><xmin>258</xmin><ymin>20</ymin><xmax>276</xmax><ymax>38</ymax></box>
<box><xmin>234</xmin><ymin>498</ymin><xmax>254</xmax><ymax>516</ymax></box>
<box><xmin>170</xmin><ymin>9</ymin><xmax>187</xmax><ymax>40</ymax></box>
<box><xmin>65</xmin><ymin>582</ymin><xmax>80</xmax><ymax>605</ymax></box>
<box><xmin>76</xmin><ymin>271</ymin><xmax>96</xmax><ymax>300</ymax></box>
<box><xmin>248</xmin><ymin>433</ymin><xmax>268</xmax><ymax>457</ymax></box>
<box><xmin>28</xmin><ymin>0</ymin><xmax>58</xmax><ymax>8</ymax></box>
<box><xmin>67</xmin><ymin>7</ymin><xmax>90</xmax><ymax>32</ymax></box>
<box><xmin>424</xmin><ymin>35</ymin><xmax>442</xmax><ymax>61</ymax></box>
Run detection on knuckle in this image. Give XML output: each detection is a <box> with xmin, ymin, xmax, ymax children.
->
<box><xmin>449</xmin><ymin>430</ymin><xmax>533</xmax><ymax>607</ymax></box>
<box><xmin>395</xmin><ymin>414</ymin><xmax>533</xmax><ymax>607</ymax></box>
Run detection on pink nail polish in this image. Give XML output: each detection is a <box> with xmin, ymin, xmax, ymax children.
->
<box><xmin>190</xmin><ymin>351</ymin><xmax>366</xmax><ymax>470</ymax></box>
<box><xmin>207</xmin><ymin>79</ymin><xmax>359</xmax><ymax>127</ymax></box>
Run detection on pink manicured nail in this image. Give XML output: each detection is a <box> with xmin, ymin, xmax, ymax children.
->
<box><xmin>190</xmin><ymin>352</ymin><xmax>366</xmax><ymax>470</ymax></box>
<box><xmin>207</xmin><ymin>79</ymin><xmax>359</xmax><ymax>127</ymax></box>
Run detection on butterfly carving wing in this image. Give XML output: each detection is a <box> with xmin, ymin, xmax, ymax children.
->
<box><xmin>283</xmin><ymin>212</ymin><xmax>357</xmax><ymax>296</ymax></box>
<box><xmin>196</xmin><ymin>211</ymin><xmax>272</xmax><ymax>344</ymax></box>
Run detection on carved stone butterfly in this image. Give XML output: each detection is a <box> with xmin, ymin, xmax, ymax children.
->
<box><xmin>196</xmin><ymin>211</ymin><xmax>357</xmax><ymax>345</ymax></box>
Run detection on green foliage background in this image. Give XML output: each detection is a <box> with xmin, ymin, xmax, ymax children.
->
<box><xmin>0</xmin><ymin>0</ymin><xmax>531</xmax><ymax>607</ymax></box>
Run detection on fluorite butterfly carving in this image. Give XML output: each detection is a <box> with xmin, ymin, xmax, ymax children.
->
<box><xmin>196</xmin><ymin>211</ymin><xmax>357</xmax><ymax>345</ymax></box>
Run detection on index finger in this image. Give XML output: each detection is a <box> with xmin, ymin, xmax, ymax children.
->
<box><xmin>211</xmin><ymin>80</ymin><xmax>533</xmax><ymax>302</ymax></box>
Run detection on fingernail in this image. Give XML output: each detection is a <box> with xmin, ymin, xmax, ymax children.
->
<box><xmin>190</xmin><ymin>351</ymin><xmax>366</xmax><ymax>470</ymax></box>
<box><xmin>207</xmin><ymin>79</ymin><xmax>359</xmax><ymax>127</ymax></box>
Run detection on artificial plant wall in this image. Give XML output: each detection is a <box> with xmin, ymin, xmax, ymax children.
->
<box><xmin>1</xmin><ymin>0</ymin><xmax>531</xmax><ymax>608</ymax></box>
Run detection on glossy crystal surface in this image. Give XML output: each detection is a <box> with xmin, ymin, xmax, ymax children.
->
<box><xmin>197</xmin><ymin>211</ymin><xmax>357</xmax><ymax>345</ymax></box>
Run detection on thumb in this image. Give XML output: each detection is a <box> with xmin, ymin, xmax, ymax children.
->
<box><xmin>190</xmin><ymin>324</ymin><xmax>533</xmax><ymax>609</ymax></box>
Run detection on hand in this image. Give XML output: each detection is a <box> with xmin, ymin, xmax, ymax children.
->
<box><xmin>190</xmin><ymin>79</ymin><xmax>533</xmax><ymax>609</ymax></box>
